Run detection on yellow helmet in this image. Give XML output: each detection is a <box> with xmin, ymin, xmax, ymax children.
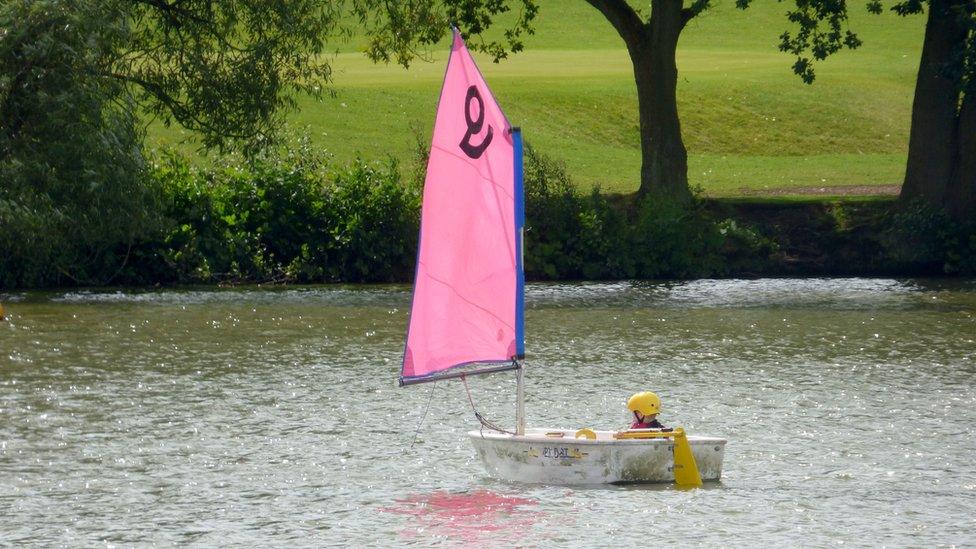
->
<box><xmin>627</xmin><ymin>391</ymin><xmax>661</xmax><ymax>416</ymax></box>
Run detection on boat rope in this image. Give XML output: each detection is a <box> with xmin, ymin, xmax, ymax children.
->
<box><xmin>410</xmin><ymin>383</ymin><xmax>437</xmax><ymax>449</ymax></box>
<box><xmin>460</xmin><ymin>375</ymin><xmax>516</xmax><ymax>436</ymax></box>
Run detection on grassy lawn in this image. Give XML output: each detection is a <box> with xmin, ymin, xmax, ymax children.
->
<box><xmin>148</xmin><ymin>1</ymin><xmax>923</xmax><ymax>197</ymax></box>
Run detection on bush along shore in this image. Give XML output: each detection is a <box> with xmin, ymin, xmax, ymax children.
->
<box><xmin>1</xmin><ymin>145</ymin><xmax>974</xmax><ymax>290</ymax></box>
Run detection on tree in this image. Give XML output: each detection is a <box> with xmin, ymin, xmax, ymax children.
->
<box><xmin>896</xmin><ymin>0</ymin><xmax>975</xmax><ymax>218</ymax></box>
<box><xmin>357</xmin><ymin>1</ymin><xmax>865</xmax><ymax>201</ymax></box>
<box><xmin>773</xmin><ymin>0</ymin><xmax>976</xmax><ymax>219</ymax></box>
<box><xmin>0</xmin><ymin>0</ymin><xmax>344</xmax><ymax>286</ymax></box>
<box><xmin>0</xmin><ymin>1</ymin><xmax>155</xmax><ymax>287</ymax></box>
<box><xmin>584</xmin><ymin>1</ymin><xmax>695</xmax><ymax>200</ymax></box>
<box><xmin>576</xmin><ymin>0</ymin><xmax>867</xmax><ymax>199</ymax></box>
<box><xmin>2</xmin><ymin>0</ymin><xmax>343</xmax><ymax>154</ymax></box>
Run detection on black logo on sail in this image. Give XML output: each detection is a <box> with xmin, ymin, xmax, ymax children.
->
<box><xmin>459</xmin><ymin>85</ymin><xmax>493</xmax><ymax>159</ymax></box>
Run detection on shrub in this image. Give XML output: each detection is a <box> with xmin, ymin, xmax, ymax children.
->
<box><xmin>321</xmin><ymin>158</ymin><xmax>420</xmax><ymax>281</ymax></box>
<box><xmin>883</xmin><ymin>200</ymin><xmax>976</xmax><ymax>275</ymax></box>
<box><xmin>139</xmin><ymin>147</ymin><xmax>420</xmax><ymax>285</ymax></box>
<box><xmin>630</xmin><ymin>194</ymin><xmax>727</xmax><ymax>278</ymax></box>
<box><xmin>521</xmin><ymin>145</ymin><xmax>755</xmax><ymax>280</ymax></box>
<box><xmin>522</xmin><ymin>144</ymin><xmax>633</xmax><ymax>280</ymax></box>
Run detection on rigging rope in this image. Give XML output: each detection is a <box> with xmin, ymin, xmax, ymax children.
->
<box><xmin>410</xmin><ymin>383</ymin><xmax>437</xmax><ymax>449</ymax></box>
<box><xmin>460</xmin><ymin>374</ymin><xmax>516</xmax><ymax>436</ymax></box>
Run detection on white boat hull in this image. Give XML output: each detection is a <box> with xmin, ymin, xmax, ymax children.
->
<box><xmin>468</xmin><ymin>428</ymin><xmax>726</xmax><ymax>485</ymax></box>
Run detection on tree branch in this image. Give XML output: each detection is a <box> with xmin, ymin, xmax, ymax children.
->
<box><xmin>680</xmin><ymin>0</ymin><xmax>711</xmax><ymax>28</ymax></box>
<box><xmin>99</xmin><ymin>70</ymin><xmax>250</xmax><ymax>141</ymax></box>
<box><xmin>585</xmin><ymin>0</ymin><xmax>644</xmax><ymax>43</ymax></box>
<box><xmin>131</xmin><ymin>0</ymin><xmax>210</xmax><ymax>26</ymax></box>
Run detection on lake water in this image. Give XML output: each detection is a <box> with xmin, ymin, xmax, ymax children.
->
<box><xmin>1</xmin><ymin>279</ymin><xmax>974</xmax><ymax>547</ymax></box>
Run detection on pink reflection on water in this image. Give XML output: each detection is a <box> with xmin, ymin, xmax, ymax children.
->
<box><xmin>383</xmin><ymin>490</ymin><xmax>542</xmax><ymax>543</ymax></box>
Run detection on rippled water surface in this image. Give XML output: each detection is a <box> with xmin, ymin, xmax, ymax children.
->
<box><xmin>2</xmin><ymin>279</ymin><xmax>975</xmax><ymax>546</ymax></box>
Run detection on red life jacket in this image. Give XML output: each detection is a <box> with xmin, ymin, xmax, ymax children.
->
<box><xmin>630</xmin><ymin>418</ymin><xmax>667</xmax><ymax>430</ymax></box>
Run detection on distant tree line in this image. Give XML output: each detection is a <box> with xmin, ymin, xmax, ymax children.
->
<box><xmin>4</xmin><ymin>142</ymin><xmax>971</xmax><ymax>288</ymax></box>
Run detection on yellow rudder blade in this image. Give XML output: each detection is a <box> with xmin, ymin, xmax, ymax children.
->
<box><xmin>671</xmin><ymin>428</ymin><xmax>702</xmax><ymax>487</ymax></box>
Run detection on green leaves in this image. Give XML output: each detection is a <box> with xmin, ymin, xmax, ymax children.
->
<box><xmin>0</xmin><ymin>0</ymin><xmax>161</xmax><ymax>288</ymax></box>
<box><xmin>2</xmin><ymin>0</ymin><xmax>345</xmax><ymax>155</ymax></box>
<box><xmin>149</xmin><ymin>150</ymin><xmax>420</xmax><ymax>284</ymax></box>
<box><xmin>122</xmin><ymin>0</ymin><xmax>344</xmax><ymax>153</ymax></box>
<box><xmin>351</xmin><ymin>0</ymin><xmax>539</xmax><ymax>67</ymax></box>
<box><xmin>890</xmin><ymin>0</ymin><xmax>926</xmax><ymax>15</ymax></box>
<box><xmin>772</xmin><ymin>1</ymin><xmax>973</xmax><ymax>86</ymax></box>
<box><xmin>0</xmin><ymin>0</ymin><xmax>355</xmax><ymax>288</ymax></box>
<box><xmin>776</xmin><ymin>0</ymin><xmax>864</xmax><ymax>84</ymax></box>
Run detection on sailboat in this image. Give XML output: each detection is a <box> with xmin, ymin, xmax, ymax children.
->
<box><xmin>400</xmin><ymin>29</ymin><xmax>726</xmax><ymax>485</ymax></box>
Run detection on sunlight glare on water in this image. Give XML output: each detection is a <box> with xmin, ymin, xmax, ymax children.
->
<box><xmin>1</xmin><ymin>279</ymin><xmax>974</xmax><ymax>546</ymax></box>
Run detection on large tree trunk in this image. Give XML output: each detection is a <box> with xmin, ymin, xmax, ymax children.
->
<box><xmin>900</xmin><ymin>0</ymin><xmax>969</xmax><ymax>210</ymax></box>
<box><xmin>586</xmin><ymin>0</ymin><xmax>690</xmax><ymax>200</ymax></box>
<box><xmin>947</xmin><ymin>90</ymin><xmax>976</xmax><ymax>219</ymax></box>
<box><xmin>630</xmin><ymin>1</ymin><xmax>689</xmax><ymax>200</ymax></box>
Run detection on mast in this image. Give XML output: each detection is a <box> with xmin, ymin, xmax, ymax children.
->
<box><xmin>515</xmin><ymin>361</ymin><xmax>525</xmax><ymax>435</ymax></box>
<box><xmin>513</xmin><ymin>127</ymin><xmax>526</xmax><ymax>436</ymax></box>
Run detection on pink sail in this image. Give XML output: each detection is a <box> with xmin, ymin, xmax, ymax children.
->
<box><xmin>401</xmin><ymin>30</ymin><xmax>522</xmax><ymax>383</ymax></box>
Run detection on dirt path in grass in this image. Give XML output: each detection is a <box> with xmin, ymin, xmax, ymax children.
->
<box><xmin>735</xmin><ymin>184</ymin><xmax>901</xmax><ymax>197</ymax></box>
